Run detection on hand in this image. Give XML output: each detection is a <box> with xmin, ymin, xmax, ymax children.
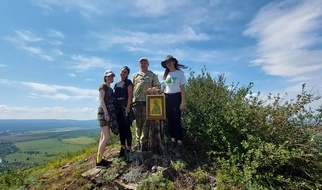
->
<box><xmin>125</xmin><ymin>107</ymin><xmax>130</xmax><ymax>116</ymax></box>
<box><xmin>156</xmin><ymin>89</ymin><xmax>163</xmax><ymax>94</ymax></box>
<box><xmin>180</xmin><ymin>102</ymin><xmax>185</xmax><ymax>111</ymax></box>
<box><xmin>104</xmin><ymin>115</ymin><xmax>110</xmax><ymax>122</ymax></box>
<box><xmin>146</xmin><ymin>88</ymin><xmax>154</xmax><ymax>94</ymax></box>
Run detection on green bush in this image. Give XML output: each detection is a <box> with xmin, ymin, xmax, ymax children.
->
<box><xmin>183</xmin><ymin>69</ymin><xmax>322</xmax><ymax>189</ymax></box>
<box><xmin>137</xmin><ymin>172</ymin><xmax>175</xmax><ymax>190</ymax></box>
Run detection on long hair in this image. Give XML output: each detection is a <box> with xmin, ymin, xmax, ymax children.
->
<box><xmin>163</xmin><ymin>58</ymin><xmax>187</xmax><ymax>80</ymax></box>
<box><xmin>122</xmin><ymin>66</ymin><xmax>130</xmax><ymax>80</ymax></box>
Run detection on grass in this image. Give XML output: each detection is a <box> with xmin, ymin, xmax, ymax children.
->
<box><xmin>4</xmin><ymin>137</ymin><xmax>96</xmax><ymax>165</ymax></box>
<box><xmin>62</xmin><ymin>136</ymin><xmax>96</xmax><ymax>145</ymax></box>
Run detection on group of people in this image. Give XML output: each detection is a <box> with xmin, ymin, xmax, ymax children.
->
<box><xmin>95</xmin><ymin>55</ymin><xmax>187</xmax><ymax>167</ymax></box>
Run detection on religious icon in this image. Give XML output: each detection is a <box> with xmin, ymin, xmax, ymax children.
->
<box><xmin>146</xmin><ymin>95</ymin><xmax>166</xmax><ymax>120</ymax></box>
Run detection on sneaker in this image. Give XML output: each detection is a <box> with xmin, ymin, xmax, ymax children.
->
<box><xmin>118</xmin><ymin>148</ymin><xmax>125</xmax><ymax>158</ymax></box>
<box><xmin>173</xmin><ymin>143</ymin><xmax>183</xmax><ymax>153</ymax></box>
<box><xmin>168</xmin><ymin>141</ymin><xmax>176</xmax><ymax>152</ymax></box>
<box><xmin>96</xmin><ymin>159</ymin><xmax>111</xmax><ymax>167</ymax></box>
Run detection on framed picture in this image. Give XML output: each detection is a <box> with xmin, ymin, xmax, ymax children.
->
<box><xmin>146</xmin><ymin>94</ymin><xmax>166</xmax><ymax>120</ymax></box>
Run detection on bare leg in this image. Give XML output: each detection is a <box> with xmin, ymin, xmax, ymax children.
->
<box><xmin>97</xmin><ymin>126</ymin><xmax>110</xmax><ymax>163</ymax></box>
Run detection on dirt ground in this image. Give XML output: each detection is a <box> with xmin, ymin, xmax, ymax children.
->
<box><xmin>79</xmin><ymin>145</ymin><xmax>216</xmax><ymax>189</ymax></box>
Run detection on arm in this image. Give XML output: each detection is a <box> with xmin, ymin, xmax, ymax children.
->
<box><xmin>147</xmin><ymin>73</ymin><xmax>161</xmax><ymax>94</ymax></box>
<box><xmin>126</xmin><ymin>84</ymin><xmax>133</xmax><ymax>114</ymax></box>
<box><xmin>179</xmin><ymin>84</ymin><xmax>186</xmax><ymax>111</ymax></box>
<box><xmin>99</xmin><ymin>88</ymin><xmax>110</xmax><ymax>121</ymax></box>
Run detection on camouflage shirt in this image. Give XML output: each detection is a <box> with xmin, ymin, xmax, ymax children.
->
<box><xmin>132</xmin><ymin>70</ymin><xmax>161</xmax><ymax>102</ymax></box>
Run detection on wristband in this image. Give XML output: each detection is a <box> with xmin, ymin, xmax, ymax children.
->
<box><xmin>104</xmin><ymin>114</ymin><xmax>109</xmax><ymax>116</ymax></box>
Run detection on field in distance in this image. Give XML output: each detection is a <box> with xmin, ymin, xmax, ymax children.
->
<box><xmin>0</xmin><ymin>119</ymin><xmax>100</xmax><ymax>173</ymax></box>
<box><xmin>4</xmin><ymin>136</ymin><xmax>96</xmax><ymax>164</ymax></box>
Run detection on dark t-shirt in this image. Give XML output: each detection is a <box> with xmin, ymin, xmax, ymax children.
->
<box><xmin>114</xmin><ymin>79</ymin><xmax>133</xmax><ymax>107</ymax></box>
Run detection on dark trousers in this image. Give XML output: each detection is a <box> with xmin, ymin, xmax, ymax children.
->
<box><xmin>165</xmin><ymin>92</ymin><xmax>183</xmax><ymax>140</ymax></box>
<box><xmin>116</xmin><ymin>107</ymin><xmax>132</xmax><ymax>147</ymax></box>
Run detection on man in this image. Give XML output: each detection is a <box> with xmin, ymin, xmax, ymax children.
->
<box><xmin>132</xmin><ymin>57</ymin><xmax>161</xmax><ymax>151</ymax></box>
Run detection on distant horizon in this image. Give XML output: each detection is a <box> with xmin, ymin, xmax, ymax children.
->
<box><xmin>0</xmin><ymin>118</ymin><xmax>96</xmax><ymax>121</ymax></box>
<box><xmin>0</xmin><ymin>119</ymin><xmax>98</xmax><ymax>132</ymax></box>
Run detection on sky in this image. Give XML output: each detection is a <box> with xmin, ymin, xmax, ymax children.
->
<box><xmin>0</xmin><ymin>0</ymin><xmax>322</xmax><ymax>120</ymax></box>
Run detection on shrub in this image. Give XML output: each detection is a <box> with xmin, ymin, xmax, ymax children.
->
<box><xmin>183</xmin><ymin>69</ymin><xmax>322</xmax><ymax>189</ymax></box>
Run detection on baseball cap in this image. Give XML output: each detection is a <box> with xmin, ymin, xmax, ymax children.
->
<box><xmin>104</xmin><ymin>70</ymin><xmax>115</xmax><ymax>77</ymax></box>
<box><xmin>139</xmin><ymin>57</ymin><xmax>149</xmax><ymax>62</ymax></box>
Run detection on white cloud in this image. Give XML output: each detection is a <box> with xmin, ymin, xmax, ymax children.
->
<box><xmin>5</xmin><ymin>30</ymin><xmax>56</xmax><ymax>61</ymax></box>
<box><xmin>21</xmin><ymin>45</ymin><xmax>54</xmax><ymax>61</ymax></box>
<box><xmin>50</xmin><ymin>41</ymin><xmax>63</xmax><ymax>46</ymax></box>
<box><xmin>31</xmin><ymin>0</ymin><xmax>107</xmax><ymax>18</ymax></box>
<box><xmin>0</xmin><ymin>105</ymin><xmax>96</xmax><ymax>120</ymax></box>
<box><xmin>69</xmin><ymin>73</ymin><xmax>76</xmax><ymax>77</ymax></box>
<box><xmin>91</xmin><ymin>26</ymin><xmax>211</xmax><ymax>51</ymax></box>
<box><xmin>47</xmin><ymin>29</ymin><xmax>65</xmax><ymax>38</ymax></box>
<box><xmin>20</xmin><ymin>81</ymin><xmax>97</xmax><ymax>100</ymax></box>
<box><xmin>52</xmin><ymin>49</ymin><xmax>64</xmax><ymax>56</ymax></box>
<box><xmin>15</xmin><ymin>30</ymin><xmax>43</xmax><ymax>42</ymax></box>
<box><xmin>244</xmin><ymin>0</ymin><xmax>322</xmax><ymax>90</ymax></box>
<box><xmin>68</xmin><ymin>54</ymin><xmax>116</xmax><ymax>72</ymax></box>
<box><xmin>131</xmin><ymin>0</ymin><xmax>173</xmax><ymax>16</ymax></box>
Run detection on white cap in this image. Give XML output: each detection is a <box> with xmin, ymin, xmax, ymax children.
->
<box><xmin>139</xmin><ymin>57</ymin><xmax>149</xmax><ymax>62</ymax></box>
<box><xmin>104</xmin><ymin>70</ymin><xmax>115</xmax><ymax>77</ymax></box>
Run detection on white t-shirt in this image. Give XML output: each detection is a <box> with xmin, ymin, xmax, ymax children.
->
<box><xmin>162</xmin><ymin>70</ymin><xmax>187</xmax><ymax>94</ymax></box>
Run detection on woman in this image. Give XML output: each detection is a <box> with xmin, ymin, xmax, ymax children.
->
<box><xmin>161</xmin><ymin>55</ymin><xmax>187</xmax><ymax>153</ymax></box>
<box><xmin>96</xmin><ymin>70</ymin><xmax>118</xmax><ymax>167</ymax></box>
<box><xmin>114</xmin><ymin>66</ymin><xmax>134</xmax><ymax>161</ymax></box>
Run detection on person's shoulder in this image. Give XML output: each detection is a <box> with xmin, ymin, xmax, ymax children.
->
<box><xmin>125</xmin><ymin>78</ymin><xmax>133</xmax><ymax>85</ymax></box>
<box><xmin>99</xmin><ymin>83</ymin><xmax>105</xmax><ymax>89</ymax></box>
<box><xmin>133</xmin><ymin>71</ymin><xmax>141</xmax><ymax>75</ymax></box>
<box><xmin>177</xmin><ymin>70</ymin><xmax>185</xmax><ymax>75</ymax></box>
<box><xmin>171</xmin><ymin>70</ymin><xmax>184</xmax><ymax>75</ymax></box>
<box><xmin>147</xmin><ymin>70</ymin><xmax>157</xmax><ymax>76</ymax></box>
<box><xmin>132</xmin><ymin>72</ymin><xmax>141</xmax><ymax>79</ymax></box>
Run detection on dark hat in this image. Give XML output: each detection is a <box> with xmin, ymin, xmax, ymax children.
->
<box><xmin>122</xmin><ymin>66</ymin><xmax>130</xmax><ymax>74</ymax></box>
<box><xmin>161</xmin><ymin>55</ymin><xmax>177</xmax><ymax>68</ymax></box>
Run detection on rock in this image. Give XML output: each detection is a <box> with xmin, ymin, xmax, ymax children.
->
<box><xmin>81</xmin><ymin>168</ymin><xmax>102</xmax><ymax>178</ymax></box>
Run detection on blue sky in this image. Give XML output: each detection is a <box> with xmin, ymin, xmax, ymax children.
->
<box><xmin>0</xmin><ymin>0</ymin><xmax>321</xmax><ymax>120</ymax></box>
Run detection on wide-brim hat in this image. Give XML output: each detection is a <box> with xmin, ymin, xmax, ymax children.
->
<box><xmin>161</xmin><ymin>55</ymin><xmax>177</xmax><ymax>68</ymax></box>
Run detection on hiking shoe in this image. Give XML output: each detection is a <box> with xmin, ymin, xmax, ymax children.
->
<box><xmin>126</xmin><ymin>150</ymin><xmax>133</xmax><ymax>162</ymax></box>
<box><xmin>132</xmin><ymin>142</ymin><xmax>141</xmax><ymax>151</ymax></box>
<box><xmin>118</xmin><ymin>148</ymin><xmax>125</xmax><ymax>158</ymax></box>
<box><xmin>168</xmin><ymin>141</ymin><xmax>176</xmax><ymax>152</ymax></box>
<box><xmin>173</xmin><ymin>143</ymin><xmax>183</xmax><ymax>153</ymax></box>
<box><xmin>96</xmin><ymin>159</ymin><xmax>111</xmax><ymax>167</ymax></box>
<box><xmin>141</xmin><ymin>142</ymin><xmax>149</xmax><ymax>152</ymax></box>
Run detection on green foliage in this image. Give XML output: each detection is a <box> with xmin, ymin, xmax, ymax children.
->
<box><xmin>0</xmin><ymin>169</ymin><xmax>27</xmax><ymax>190</ymax></box>
<box><xmin>137</xmin><ymin>172</ymin><xmax>175</xmax><ymax>190</ymax></box>
<box><xmin>183</xmin><ymin>68</ymin><xmax>322</xmax><ymax>189</ymax></box>
<box><xmin>0</xmin><ymin>141</ymin><xmax>19</xmax><ymax>157</ymax></box>
<box><xmin>121</xmin><ymin>165</ymin><xmax>148</xmax><ymax>183</ymax></box>
<box><xmin>170</xmin><ymin>160</ymin><xmax>186</xmax><ymax>175</ymax></box>
<box><xmin>192</xmin><ymin>167</ymin><xmax>207</xmax><ymax>183</ymax></box>
<box><xmin>0</xmin><ymin>146</ymin><xmax>96</xmax><ymax>190</ymax></box>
